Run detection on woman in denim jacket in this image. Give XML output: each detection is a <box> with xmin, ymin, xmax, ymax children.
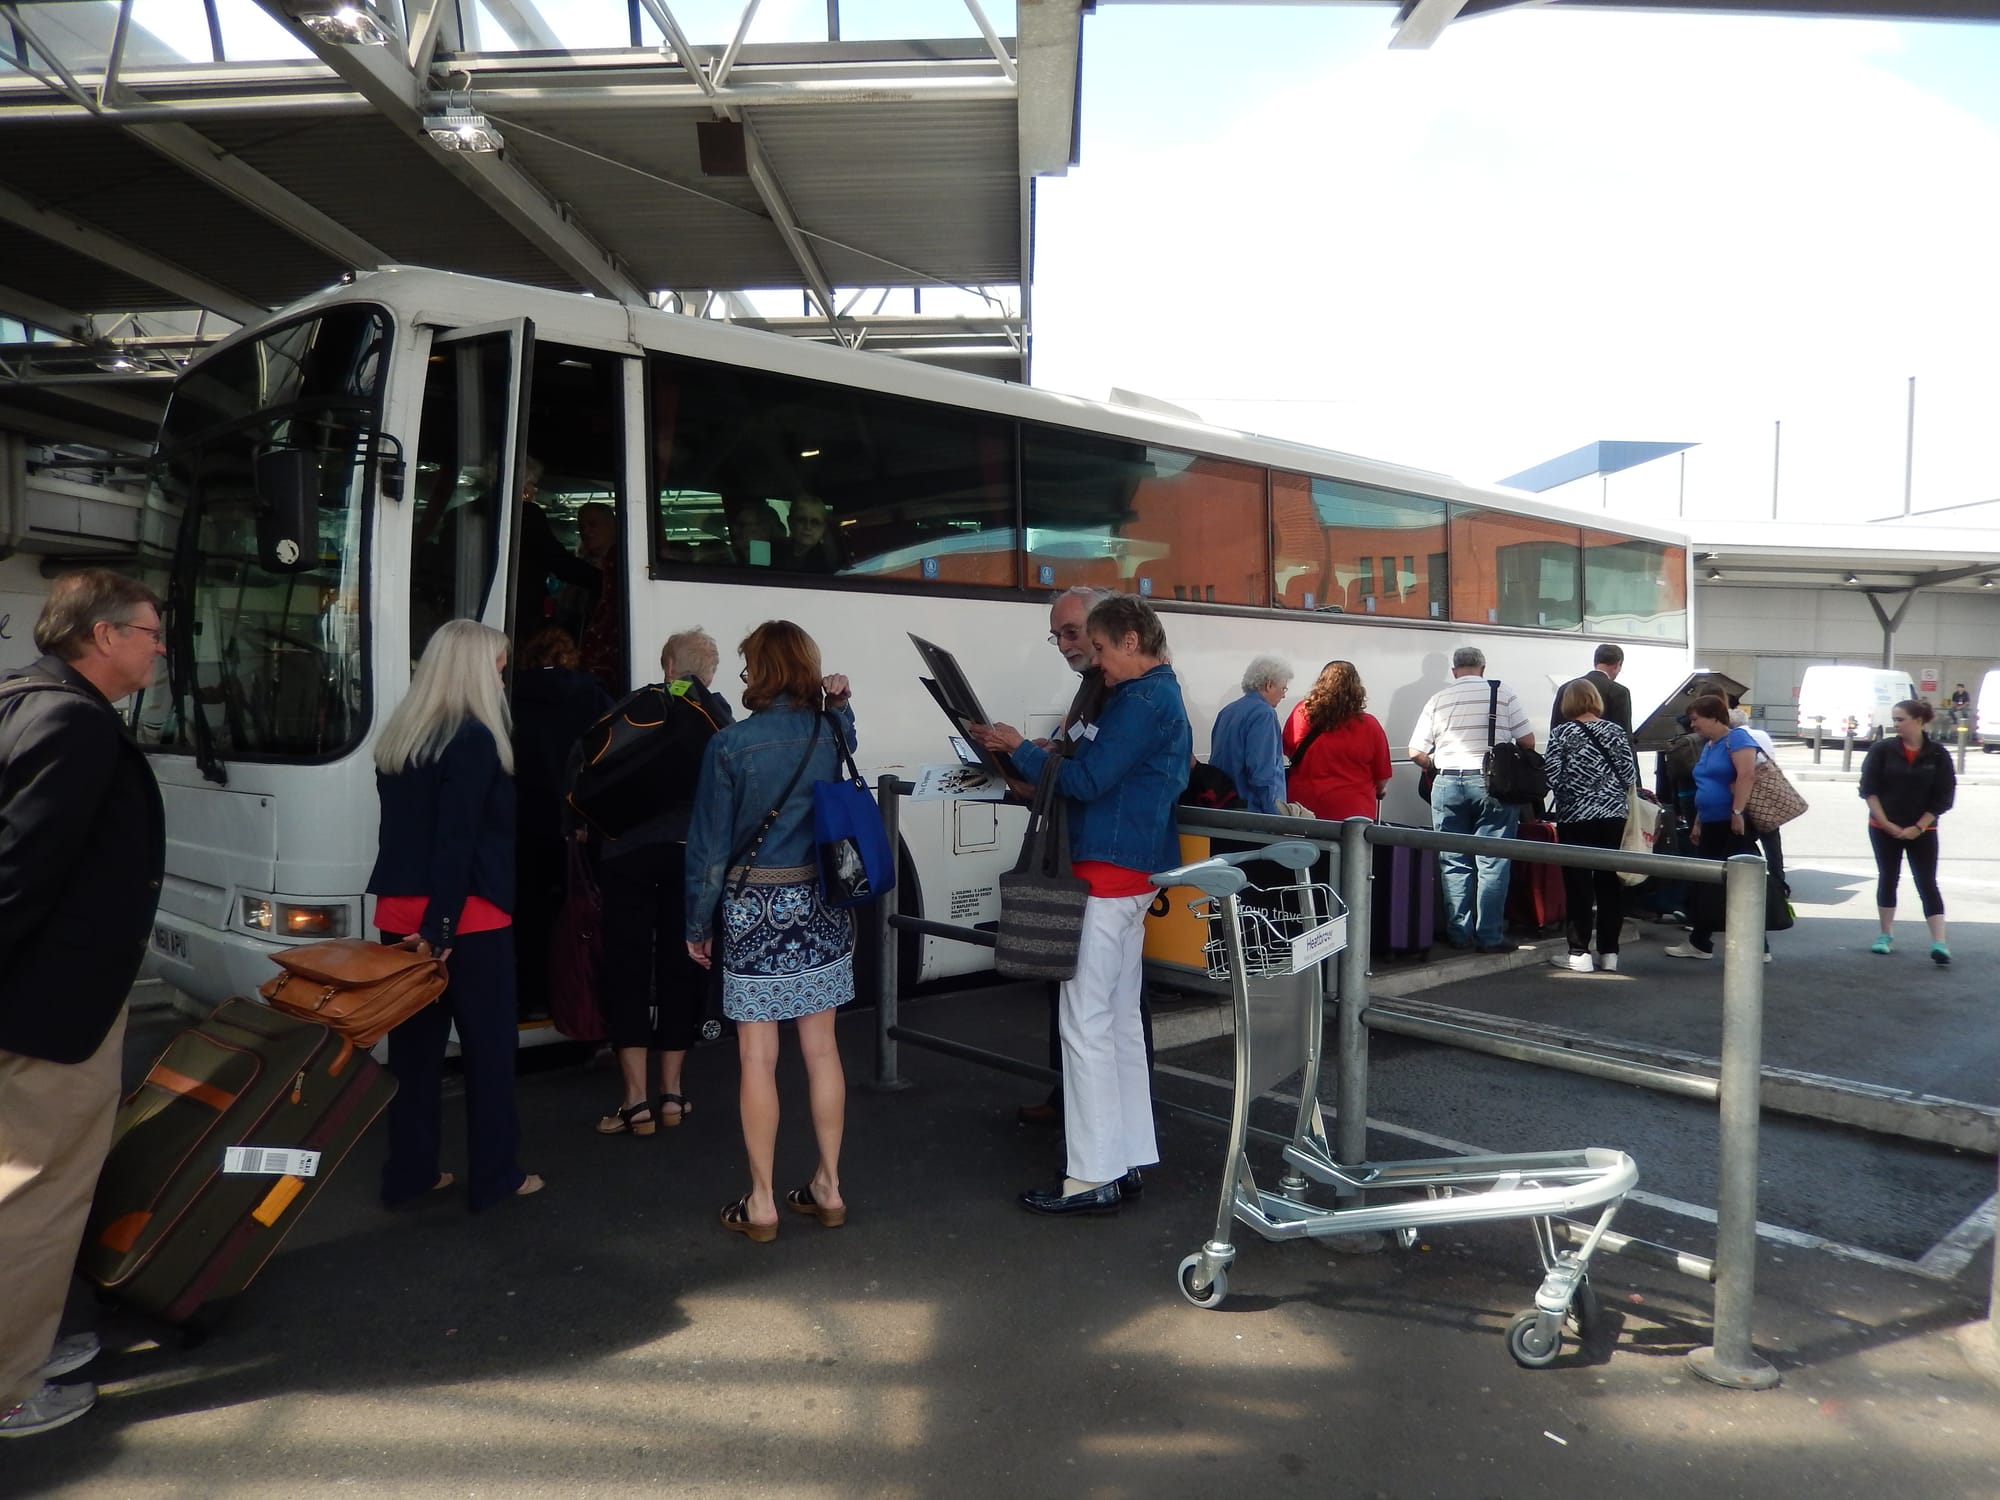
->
<box><xmin>685</xmin><ymin>621</ymin><xmax>857</xmax><ymax>1242</ymax></box>
<box><xmin>973</xmin><ymin>594</ymin><xmax>1191</xmax><ymax>1217</ymax></box>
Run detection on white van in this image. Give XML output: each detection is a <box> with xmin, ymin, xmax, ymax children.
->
<box><xmin>1977</xmin><ymin>669</ymin><xmax>2000</xmax><ymax>752</ymax></box>
<box><xmin>1795</xmin><ymin>665</ymin><xmax>1916</xmax><ymax>742</ymax></box>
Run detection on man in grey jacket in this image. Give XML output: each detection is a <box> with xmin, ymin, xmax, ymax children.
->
<box><xmin>0</xmin><ymin>570</ymin><xmax>165</xmax><ymax>1439</ymax></box>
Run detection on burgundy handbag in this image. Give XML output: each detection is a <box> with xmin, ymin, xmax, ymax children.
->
<box><xmin>548</xmin><ymin>840</ymin><xmax>607</xmax><ymax>1042</ymax></box>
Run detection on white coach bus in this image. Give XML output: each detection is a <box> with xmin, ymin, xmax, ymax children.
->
<box><xmin>133</xmin><ymin>267</ymin><xmax>1692</xmax><ymax>1016</ymax></box>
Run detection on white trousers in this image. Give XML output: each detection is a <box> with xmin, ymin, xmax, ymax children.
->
<box><xmin>1060</xmin><ymin>893</ymin><xmax>1159</xmax><ymax>1184</ymax></box>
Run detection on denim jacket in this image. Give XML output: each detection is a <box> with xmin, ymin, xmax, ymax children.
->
<box><xmin>684</xmin><ymin>694</ymin><xmax>857</xmax><ymax>939</ymax></box>
<box><xmin>1011</xmin><ymin>663</ymin><xmax>1190</xmax><ymax>877</ymax></box>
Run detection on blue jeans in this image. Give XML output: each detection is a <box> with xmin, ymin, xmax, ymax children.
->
<box><xmin>1430</xmin><ymin>773</ymin><xmax>1519</xmax><ymax>947</ymax></box>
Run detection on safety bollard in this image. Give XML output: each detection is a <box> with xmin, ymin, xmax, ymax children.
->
<box><xmin>1812</xmin><ymin>718</ymin><xmax>1824</xmax><ymax>764</ymax></box>
<box><xmin>1957</xmin><ymin>725</ymin><xmax>1970</xmax><ymax>776</ymax></box>
<box><xmin>1688</xmin><ymin>854</ymin><xmax>1782</xmax><ymax>1390</ymax></box>
<box><xmin>1841</xmin><ymin>727</ymin><xmax>1855</xmax><ymax>773</ymax></box>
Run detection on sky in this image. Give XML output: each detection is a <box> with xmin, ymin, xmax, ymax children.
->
<box><xmin>1028</xmin><ymin>7</ymin><xmax>2000</xmax><ymax>527</ymax></box>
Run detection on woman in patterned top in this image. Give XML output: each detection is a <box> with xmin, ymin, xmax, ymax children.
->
<box><xmin>1543</xmin><ymin>678</ymin><xmax>1637</xmax><ymax>973</ymax></box>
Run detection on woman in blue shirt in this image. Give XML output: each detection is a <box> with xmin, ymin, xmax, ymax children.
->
<box><xmin>1665</xmin><ymin>693</ymin><xmax>1762</xmax><ymax>960</ymax></box>
<box><xmin>1208</xmin><ymin>655</ymin><xmax>1291</xmax><ymax>815</ymax></box>
<box><xmin>971</xmin><ymin>595</ymin><xmax>1191</xmax><ymax>1218</ymax></box>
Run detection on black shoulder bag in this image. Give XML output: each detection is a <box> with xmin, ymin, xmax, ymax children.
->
<box><xmin>1481</xmin><ymin>680</ymin><xmax>1549</xmax><ymax>808</ymax></box>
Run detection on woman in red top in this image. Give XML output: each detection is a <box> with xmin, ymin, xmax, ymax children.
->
<box><xmin>1283</xmin><ymin>660</ymin><xmax>1392</xmax><ymax>820</ymax></box>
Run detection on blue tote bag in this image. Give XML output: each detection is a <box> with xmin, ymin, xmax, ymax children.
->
<box><xmin>813</xmin><ymin>709</ymin><xmax>896</xmax><ymax>908</ymax></box>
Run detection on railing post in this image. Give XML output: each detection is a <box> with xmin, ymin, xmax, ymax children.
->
<box><xmin>1688</xmin><ymin>853</ymin><xmax>1781</xmax><ymax>1390</ymax></box>
<box><xmin>1335</xmin><ymin>817</ymin><xmax>1372</xmax><ymax>1170</ymax></box>
<box><xmin>870</xmin><ymin>775</ymin><xmax>911</xmax><ymax>1091</ymax></box>
<box><xmin>1841</xmin><ymin>726</ymin><xmax>1855</xmax><ymax>772</ymax></box>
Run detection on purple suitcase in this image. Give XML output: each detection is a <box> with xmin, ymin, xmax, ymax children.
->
<box><xmin>1371</xmin><ymin>837</ymin><xmax>1438</xmax><ymax>958</ymax></box>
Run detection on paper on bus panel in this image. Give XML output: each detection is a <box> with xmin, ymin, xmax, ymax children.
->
<box><xmin>908</xmin><ymin>764</ymin><xmax>1007</xmax><ymax>801</ymax></box>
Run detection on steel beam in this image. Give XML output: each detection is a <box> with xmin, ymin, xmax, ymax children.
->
<box><xmin>1391</xmin><ymin>0</ymin><xmax>1475</xmax><ymax>48</ymax></box>
<box><xmin>249</xmin><ymin>0</ymin><xmax>649</xmax><ymax>306</ymax></box>
<box><xmin>0</xmin><ymin>184</ymin><xmax>265</xmax><ymax>325</ymax></box>
<box><xmin>0</xmin><ymin>400</ymin><xmax>152</xmax><ymax>451</ymax></box>
<box><xmin>123</xmin><ymin>121</ymin><xmax>389</xmax><ymax>269</ymax></box>
<box><xmin>741</xmin><ymin>115</ymin><xmax>842</xmax><ymax>338</ymax></box>
<box><xmin>0</xmin><ymin>282</ymin><xmax>92</xmax><ymax>342</ymax></box>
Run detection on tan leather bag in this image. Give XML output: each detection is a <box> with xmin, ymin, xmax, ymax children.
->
<box><xmin>259</xmin><ymin>938</ymin><xmax>447</xmax><ymax>1047</ymax></box>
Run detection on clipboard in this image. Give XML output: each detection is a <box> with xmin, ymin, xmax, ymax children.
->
<box><xmin>910</xmin><ymin>635</ymin><xmax>1018</xmax><ymax>780</ymax></box>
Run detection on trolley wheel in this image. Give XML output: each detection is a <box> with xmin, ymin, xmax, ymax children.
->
<box><xmin>1506</xmin><ymin>1309</ymin><xmax>1561</xmax><ymax>1368</ymax></box>
<box><xmin>1178</xmin><ymin>1254</ymin><xmax>1229</xmax><ymax>1310</ymax></box>
<box><xmin>1565</xmin><ymin>1278</ymin><xmax>1602</xmax><ymax>1341</ymax></box>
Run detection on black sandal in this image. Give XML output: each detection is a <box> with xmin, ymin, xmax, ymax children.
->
<box><xmin>720</xmin><ymin>1195</ymin><xmax>777</xmax><ymax>1243</ymax></box>
<box><xmin>594</xmin><ymin>1101</ymin><xmax>657</xmax><ymax>1137</ymax></box>
<box><xmin>655</xmin><ymin>1093</ymin><xmax>692</xmax><ymax>1128</ymax></box>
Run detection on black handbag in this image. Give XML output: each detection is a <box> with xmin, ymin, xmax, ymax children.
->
<box><xmin>995</xmin><ymin>757</ymin><xmax>1090</xmax><ymax>981</ymax></box>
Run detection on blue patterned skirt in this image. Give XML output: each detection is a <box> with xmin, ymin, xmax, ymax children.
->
<box><xmin>721</xmin><ymin>864</ymin><xmax>855</xmax><ymax>1022</ymax></box>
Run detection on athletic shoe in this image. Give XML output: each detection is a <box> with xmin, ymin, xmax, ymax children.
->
<box><xmin>1663</xmin><ymin>942</ymin><xmax>1713</xmax><ymax>960</ymax></box>
<box><xmin>1931</xmin><ymin>942</ymin><xmax>1951</xmax><ymax>966</ymax></box>
<box><xmin>1550</xmin><ymin>952</ymin><xmax>1594</xmax><ymax>973</ymax></box>
<box><xmin>0</xmin><ymin>1382</ymin><xmax>96</xmax><ymax>1438</ymax></box>
<box><xmin>1599</xmin><ymin>954</ymin><xmax>1619</xmax><ymax>972</ymax></box>
<box><xmin>40</xmin><ymin>1333</ymin><xmax>99</xmax><ymax>1380</ymax></box>
<box><xmin>1870</xmin><ymin>934</ymin><xmax>1893</xmax><ymax>955</ymax></box>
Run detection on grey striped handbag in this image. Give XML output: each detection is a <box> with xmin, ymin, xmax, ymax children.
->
<box><xmin>995</xmin><ymin>758</ymin><xmax>1090</xmax><ymax>981</ymax></box>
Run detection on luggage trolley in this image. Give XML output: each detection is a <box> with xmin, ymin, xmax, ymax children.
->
<box><xmin>1157</xmin><ymin>840</ymin><xmax>1638</xmax><ymax>1368</ymax></box>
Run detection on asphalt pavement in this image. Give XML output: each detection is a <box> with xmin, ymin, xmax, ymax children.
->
<box><xmin>9</xmin><ymin>756</ymin><xmax>2000</xmax><ymax>1498</ymax></box>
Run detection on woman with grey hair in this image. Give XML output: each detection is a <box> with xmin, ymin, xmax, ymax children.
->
<box><xmin>1208</xmin><ymin>655</ymin><xmax>1292</xmax><ymax>815</ymax></box>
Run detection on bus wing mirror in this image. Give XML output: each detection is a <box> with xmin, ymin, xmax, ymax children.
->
<box><xmin>253</xmin><ymin>448</ymin><xmax>321</xmax><ymax>573</ymax></box>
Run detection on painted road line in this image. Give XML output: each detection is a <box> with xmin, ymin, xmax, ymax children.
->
<box><xmin>1917</xmin><ymin>1192</ymin><xmax>1999</xmax><ymax>1279</ymax></box>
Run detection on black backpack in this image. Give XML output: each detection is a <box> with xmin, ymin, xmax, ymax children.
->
<box><xmin>1480</xmin><ymin>681</ymin><xmax>1549</xmax><ymax>807</ymax></box>
<box><xmin>566</xmin><ymin>682</ymin><xmax>722</xmax><ymax>839</ymax></box>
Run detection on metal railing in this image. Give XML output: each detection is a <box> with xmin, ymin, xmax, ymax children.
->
<box><xmin>868</xmin><ymin>781</ymin><xmax>1780</xmax><ymax>1390</ymax></box>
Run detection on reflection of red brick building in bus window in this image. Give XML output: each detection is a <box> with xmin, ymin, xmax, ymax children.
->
<box><xmin>1270</xmin><ymin>472</ymin><xmax>1446</xmax><ymax>618</ymax></box>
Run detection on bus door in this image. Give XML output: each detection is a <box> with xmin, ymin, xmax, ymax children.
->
<box><xmin>408</xmin><ymin>319</ymin><xmax>536</xmax><ymax>664</ymax></box>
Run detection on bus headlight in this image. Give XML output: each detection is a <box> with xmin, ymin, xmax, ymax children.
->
<box><xmin>240</xmin><ymin>898</ymin><xmax>350</xmax><ymax>939</ymax></box>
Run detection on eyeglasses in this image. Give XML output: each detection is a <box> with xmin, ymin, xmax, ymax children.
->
<box><xmin>117</xmin><ymin>622</ymin><xmax>164</xmax><ymax>642</ymax></box>
<box><xmin>1047</xmin><ymin>628</ymin><xmax>1086</xmax><ymax>646</ymax></box>
<box><xmin>739</xmin><ymin>667</ymin><xmax>749</xmax><ymax>683</ymax></box>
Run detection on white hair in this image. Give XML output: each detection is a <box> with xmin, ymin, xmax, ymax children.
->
<box><xmin>1048</xmin><ymin>584</ymin><xmax>1115</xmax><ymax>608</ymax></box>
<box><xmin>662</xmin><ymin>625</ymin><xmax>718</xmax><ymax>681</ymax></box>
<box><xmin>1242</xmin><ymin>655</ymin><xmax>1292</xmax><ymax>694</ymax></box>
<box><xmin>375</xmin><ymin>619</ymin><xmax>514</xmax><ymax>776</ymax></box>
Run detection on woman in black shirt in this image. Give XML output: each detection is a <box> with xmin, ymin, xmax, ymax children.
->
<box><xmin>1859</xmin><ymin>698</ymin><xmax>1956</xmax><ymax>964</ymax></box>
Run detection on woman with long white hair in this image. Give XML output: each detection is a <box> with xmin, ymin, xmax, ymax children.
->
<box><xmin>369</xmin><ymin>619</ymin><xmax>542</xmax><ymax>1211</ymax></box>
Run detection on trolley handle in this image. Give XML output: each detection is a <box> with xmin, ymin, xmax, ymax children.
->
<box><xmin>1150</xmin><ymin>838</ymin><xmax>1321</xmax><ymax>897</ymax></box>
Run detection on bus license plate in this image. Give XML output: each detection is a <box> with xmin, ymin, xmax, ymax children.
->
<box><xmin>152</xmin><ymin>925</ymin><xmax>189</xmax><ymax>962</ymax></box>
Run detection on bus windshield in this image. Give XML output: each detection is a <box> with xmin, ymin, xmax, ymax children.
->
<box><xmin>138</xmin><ymin>306</ymin><xmax>389</xmax><ymax>767</ymax></box>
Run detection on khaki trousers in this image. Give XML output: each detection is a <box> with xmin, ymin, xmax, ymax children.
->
<box><xmin>0</xmin><ymin>1008</ymin><xmax>125</xmax><ymax>1407</ymax></box>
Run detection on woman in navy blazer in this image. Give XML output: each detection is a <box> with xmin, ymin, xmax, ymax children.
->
<box><xmin>368</xmin><ymin>620</ymin><xmax>540</xmax><ymax>1212</ymax></box>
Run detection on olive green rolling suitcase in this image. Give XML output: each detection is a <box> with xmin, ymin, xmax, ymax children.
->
<box><xmin>82</xmin><ymin>998</ymin><xmax>396</xmax><ymax>1325</ymax></box>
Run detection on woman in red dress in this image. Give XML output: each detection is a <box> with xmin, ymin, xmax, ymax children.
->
<box><xmin>1283</xmin><ymin>659</ymin><xmax>1392</xmax><ymax>821</ymax></box>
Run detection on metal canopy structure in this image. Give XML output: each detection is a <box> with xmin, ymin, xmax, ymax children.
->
<box><xmin>0</xmin><ymin>0</ymin><xmax>1088</xmax><ymax>456</ymax></box>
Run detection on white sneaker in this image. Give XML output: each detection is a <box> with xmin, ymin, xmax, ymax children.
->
<box><xmin>1550</xmin><ymin>952</ymin><xmax>1593</xmax><ymax>973</ymax></box>
<box><xmin>40</xmin><ymin>1333</ymin><xmax>99</xmax><ymax>1380</ymax></box>
<box><xmin>0</xmin><ymin>1382</ymin><xmax>96</xmax><ymax>1438</ymax></box>
<box><xmin>1599</xmin><ymin>954</ymin><xmax>1619</xmax><ymax>972</ymax></box>
<box><xmin>1664</xmin><ymin>942</ymin><xmax>1713</xmax><ymax>960</ymax></box>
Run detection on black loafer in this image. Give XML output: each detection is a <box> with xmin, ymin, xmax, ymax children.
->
<box><xmin>1018</xmin><ymin>1180</ymin><xmax>1121</xmax><ymax>1216</ymax></box>
<box><xmin>1118</xmin><ymin>1168</ymin><xmax>1145</xmax><ymax>1199</ymax></box>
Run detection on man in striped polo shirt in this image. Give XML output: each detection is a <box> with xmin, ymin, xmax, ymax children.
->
<box><xmin>1409</xmin><ymin>646</ymin><xmax>1536</xmax><ymax>952</ymax></box>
